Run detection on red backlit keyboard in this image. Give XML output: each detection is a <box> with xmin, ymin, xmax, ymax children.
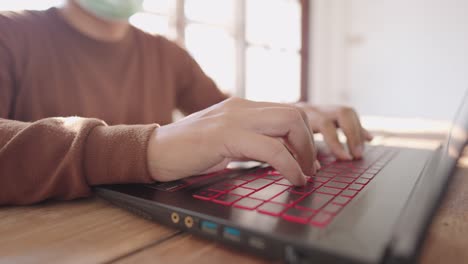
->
<box><xmin>192</xmin><ymin>146</ymin><xmax>397</xmax><ymax>228</ymax></box>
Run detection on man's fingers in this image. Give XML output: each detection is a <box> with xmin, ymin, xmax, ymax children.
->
<box><xmin>236</xmin><ymin>100</ymin><xmax>316</xmax><ymax>146</ymax></box>
<box><xmin>320</xmin><ymin>120</ymin><xmax>353</xmax><ymax>160</ymax></box>
<box><xmin>246</xmin><ymin>107</ymin><xmax>317</xmax><ymax>176</ymax></box>
<box><xmin>226</xmin><ymin>132</ymin><xmax>307</xmax><ymax>186</ymax></box>
<box><xmin>362</xmin><ymin>128</ymin><xmax>374</xmax><ymax>141</ymax></box>
<box><xmin>223</xmin><ymin>99</ymin><xmax>318</xmax><ymax>175</ymax></box>
<box><xmin>336</xmin><ymin>110</ymin><xmax>364</xmax><ymax>158</ymax></box>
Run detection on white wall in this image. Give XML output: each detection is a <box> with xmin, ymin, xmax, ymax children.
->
<box><xmin>309</xmin><ymin>0</ymin><xmax>468</xmax><ymax>121</ymax></box>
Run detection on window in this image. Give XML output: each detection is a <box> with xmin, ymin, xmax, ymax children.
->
<box><xmin>245</xmin><ymin>0</ymin><xmax>302</xmax><ymax>102</ymax></box>
<box><xmin>1</xmin><ymin>0</ymin><xmax>308</xmax><ymax>103</ymax></box>
<box><xmin>131</xmin><ymin>0</ymin><xmax>307</xmax><ymax>103</ymax></box>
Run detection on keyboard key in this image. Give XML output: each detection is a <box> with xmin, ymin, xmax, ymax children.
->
<box><xmin>236</xmin><ymin>174</ymin><xmax>258</xmax><ymax>181</ymax></box>
<box><xmin>355</xmin><ymin>178</ymin><xmax>370</xmax><ymax>185</ymax></box>
<box><xmin>366</xmin><ymin>168</ymin><xmax>380</xmax><ymax>174</ymax></box>
<box><xmin>243</xmin><ymin>178</ymin><xmax>274</xmax><ymax>190</ymax></box>
<box><xmin>316</xmin><ymin>171</ymin><xmax>336</xmax><ymax>178</ymax></box>
<box><xmin>310</xmin><ymin>212</ymin><xmax>333</xmax><ymax>227</ymax></box>
<box><xmin>332</xmin><ymin>196</ymin><xmax>351</xmax><ymax>205</ymax></box>
<box><xmin>249</xmin><ymin>184</ymin><xmax>290</xmax><ymax>200</ymax></box>
<box><xmin>290</xmin><ymin>182</ymin><xmax>318</xmax><ymax>194</ymax></box>
<box><xmin>316</xmin><ymin>186</ymin><xmax>341</xmax><ymax>195</ymax></box>
<box><xmin>296</xmin><ymin>193</ymin><xmax>334</xmax><ymax>211</ymax></box>
<box><xmin>351</xmin><ymin>160</ymin><xmax>374</xmax><ymax>168</ymax></box>
<box><xmin>323</xmin><ymin>203</ymin><xmax>342</xmax><ymax>214</ymax></box>
<box><xmin>309</xmin><ymin>176</ymin><xmax>330</xmax><ymax>183</ymax></box>
<box><xmin>336</xmin><ymin>160</ymin><xmax>355</xmax><ymax>167</ymax></box>
<box><xmin>270</xmin><ymin>191</ymin><xmax>304</xmax><ymax>204</ymax></box>
<box><xmin>340</xmin><ymin>172</ymin><xmax>361</xmax><ymax>178</ymax></box>
<box><xmin>209</xmin><ymin>183</ymin><xmax>236</xmax><ymax>192</ymax></box>
<box><xmin>275</xmin><ymin>178</ymin><xmax>293</xmax><ymax>186</ymax></box>
<box><xmin>324</xmin><ymin>181</ymin><xmax>348</xmax><ymax>189</ymax></box>
<box><xmin>234</xmin><ymin>197</ymin><xmax>264</xmax><ymax>210</ymax></box>
<box><xmin>348</xmin><ymin>183</ymin><xmax>364</xmax><ymax>191</ymax></box>
<box><xmin>224</xmin><ymin>179</ymin><xmax>248</xmax><ymax>186</ymax></box>
<box><xmin>333</xmin><ymin>164</ymin><xmax>353</xmax><ymax>169</ymax></box>
<box><xmin>257</xmin><ymin>202</ymin><xmax>288</xmax><ymax>216</ymax></box>
<box><xmin>213</xmin><ymin>193</ymin><xmax>243</xmax><ymax>205</ymax></box>
<box><xmin>350</xmin><ymin>168</ymin><xmax>366</xmax><ymax>174</ymax></box>
<box><xmin>264</xmin><ymin>174</ymin><xmax>283</xmax><ymax>181</ymax></box>
<box><xmin>333</xmin><ymin>177</ymin><xmax>354</xmax><ymax>184</ymax></box>
<box><xmin>323</xmin><ymin>168</ymin><xmax>344</xmax><ymax>174</ymax></box>
<box><xmin>229</xmin><ymin>187</ymin><xmax>254</xmax><ymax>196</ymax></box>
<box><xmin>283</xmin><ymin>208</ymin><xmax>315</xmax><ymax>224</ymax></box>
<box><xmin>340</xmin><ymin>189</ymin><xmax>358</xmax><ymax>197</ymax></box>
<box><xmin>193</xmin><ymin>189</ymin><xmax>222</xmax><ymax>200</ymax></box>
<box><xmin>359</xmin><ymin>173</ymin><xmax>375</xmax><ymax>179</ymax></box>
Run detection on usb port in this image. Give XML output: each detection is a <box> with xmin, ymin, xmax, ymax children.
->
<box><xmin>248</xmin><ymin>236</ymin><xmax>266</xmax><ymax>250</ymax></box>
<box><xmin>223</xmin><ymin>227</ymin><xmax>241</xmax><ymax>242</ymax></box>
<box><xmin>200</xmin><ymin>221</ymin><xmax>218</xmax><ymax>235</ymax></box>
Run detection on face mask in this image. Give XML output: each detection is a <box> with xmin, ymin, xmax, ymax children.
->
<box><xmin>76</xmin><ymin>0</ymin><xmax>143</xmax><ymax>21</ymax></box>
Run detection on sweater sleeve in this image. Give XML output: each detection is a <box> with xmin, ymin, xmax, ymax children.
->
<box><xmin>0</xmin><ymin>42</ymin><xmax>157</xmax><ymax>205</ymax></box>
<box><xmin>0</xmin><ymin>117</ymin><xmax>158</xmax><ymax>205</ymax></box>
<box><xmin>161</xmin><ymin>38</ymin><xmax>229</xmax><ymax>115</ymax></box>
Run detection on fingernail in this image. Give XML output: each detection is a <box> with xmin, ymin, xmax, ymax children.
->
<box><xmin>309</xmin><ymin>166</ymin><xmax>316</xmax><ymax>176</ymax></box>
<box><xmin>354</xmin><ymin>145</ymin><xmax>364</xmax><ymax>157</ymax></box>
<box><xmin>299</xmin><ymin>174</ymin><xmax>307</xmax><ymax>186</ymax></box>
<box><xmin>343</xmin><ymin>152</ymin><xmax>353</xmax><ymax>160</ymax></box>
<box><xmin>315</xmin><ymin>160</ymin><xmax>321</xmax><ymax>170</ymax></box>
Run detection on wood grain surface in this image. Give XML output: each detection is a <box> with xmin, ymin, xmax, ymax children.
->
<box><xmin>419</xmin><ymin>165</ymin><xmax>468</xmax><ymax>264</ymax></box>
<box><xmin>0</xmin><ymin>198</ymin><xmax>177</xmax><ymax>264</ymax></box>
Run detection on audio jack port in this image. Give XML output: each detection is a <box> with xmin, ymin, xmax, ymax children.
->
<box><xmin>171</xmin><ymin>212</ymin><xmax>180</xmax><ymax>224</ymax></box>
<box><xmin>184</xmin><ymin>216</ymin><xmax>194</xmax><ymax>228</ymax></box>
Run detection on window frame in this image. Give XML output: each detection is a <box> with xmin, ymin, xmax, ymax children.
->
<box><xmin>145</xmin><ymin>0</ymin><xmax>309</xmax><ymax>102</ymax></box>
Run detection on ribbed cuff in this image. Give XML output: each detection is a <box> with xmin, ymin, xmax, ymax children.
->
<box><xmin>84</xmin><ymin>124</ymin><xmax>159</xmax><ymax>185</ymax></box>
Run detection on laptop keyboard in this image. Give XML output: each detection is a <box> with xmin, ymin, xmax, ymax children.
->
<box><xmin>192</xmin><ymin>146</ymin><xmax>397</xmax><ymax>228</ymax></box>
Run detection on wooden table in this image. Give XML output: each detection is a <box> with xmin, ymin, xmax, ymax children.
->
<box><xmin>1</xmin><ymin>120</ymin><xmax>467</xmax><ymax>264</ymax></box>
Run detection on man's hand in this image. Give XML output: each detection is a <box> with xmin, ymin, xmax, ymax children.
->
<box><xmin>295</xmin><ymin>103</ymin><xmax>373</xmax><ymax>160</ymax></box>
<box><xmin>147</xmin><ymin>98</ymin><xmax>319</xmax><ymax>186</ymax></box>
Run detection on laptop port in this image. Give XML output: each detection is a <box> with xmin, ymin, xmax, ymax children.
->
<box><xmin>200</xmin><ymin>220</ymin><xmax>218</xmax><ymax>235</ymax></box>
<box><xmin>171</xmin><ymin>212</ymin><xmax>180</xmax><ymax>224</ymax></box>
<box><xmin>223</xmin><ymin>227</ymin><xmax>241</xmax><ymax>242</ymax></box>
<box><xmin>248</xmin><ymin>236</ymin><xmax>266</xmax><ymax>250</ymax></box>
<box><xmin>184</xmin><ymin>216</ymin><xmax>194</xmax><ymax>228</ymax></box>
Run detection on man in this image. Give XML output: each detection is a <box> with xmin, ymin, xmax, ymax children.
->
<box><xmin>0</xmin><ymin>0</ymin><xmax>372</xmax><ymax>205</ymax></box>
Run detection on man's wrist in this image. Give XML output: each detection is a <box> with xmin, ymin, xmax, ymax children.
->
<box><xmin>84</xmin><ymin>123</ymin><xmax>159</xmax><ymax>185</ymax></box>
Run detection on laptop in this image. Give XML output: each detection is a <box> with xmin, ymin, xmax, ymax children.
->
<box><xmin>95</xmin><ymin>92</ymin><xmax>467</xmax><ymax>264</ymax></box>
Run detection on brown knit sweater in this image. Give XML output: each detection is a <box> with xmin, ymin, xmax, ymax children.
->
<box><xmin>0</xmin><ymin>8</ymin><xmax>227</xmax><ymax>205</ymax></box>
